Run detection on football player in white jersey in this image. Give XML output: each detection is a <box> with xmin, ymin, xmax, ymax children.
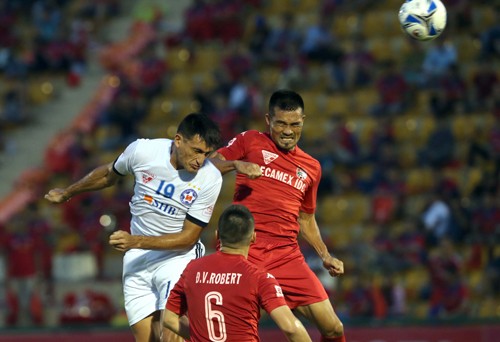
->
<box><xmin>45</xmin><ymin>113</ymin><xmax>261</xmax><ymax>342</ymax></box>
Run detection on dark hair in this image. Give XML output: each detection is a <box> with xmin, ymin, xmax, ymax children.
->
<box><xmin>218</xmin><ymin>205</ymin><xmax>254</xmax><ymax>246</ymax></box>
<box><xmin>268</xmin><ymin>89</ymin><xmax>304</xmax><ymax>117</ymax></box>
<box><xmin>177</xmin><ymin>113</ymin><xmax>222</xmax><ymax>149</ymax></box>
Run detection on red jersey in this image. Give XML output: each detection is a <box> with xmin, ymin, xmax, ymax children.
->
<box><xmin>166</xmin><ymin>251</ymin><xmax>287</xmax><ymax>342</ymax></box>
<box><xmin>217</xmin><ymin>131</ymin><xmax>321</xmax><ymax>243</ymax></box>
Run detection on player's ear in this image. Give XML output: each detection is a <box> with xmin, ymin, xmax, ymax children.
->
<box><xmin>215</xmin><ymin>229</ymin><xmax>219</xmax><ymax>241</ymax></box>
<box><xmin>174</xmin><ymin>133</ymin><xmax>182</xmax><ymax>147</ymax></box>
<box><xmin>265</xmin><ymin>113</ymin><xmax>271</xmax><ymax>126</ymax></box>
<box><xmin>250</xmin><ymin>232</ymin><xmax>256</xmax><ymax>243</ymax></box>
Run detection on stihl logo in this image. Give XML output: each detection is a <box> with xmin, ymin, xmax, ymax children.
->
<box><xmin>262</xmin><ymin>150</ymin><xmax>278</xmax><ymax>164</ymax></box>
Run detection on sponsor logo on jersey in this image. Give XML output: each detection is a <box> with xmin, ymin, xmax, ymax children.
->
<box><xmin>296</xmin><ymin>167</ymin><xmax>307</xmax><ymax>180</ymax></box>
<box><xmin>180</xmin><ymin>189</ymin><xmax>198</xmax><ymax>206</ymax></box>
<box><xmin>260</xmin><ymin>166</ymin><xmax>308</xmax><ymax>192</ymax></box>
<box><xmin>262</xmin><ymin>150</ymin><xmax>278</xmax><ymax>164</ymax></box>
<box><xmin>227</xmin><ymin>137</ymin><xmax>236</xmax><ymax>147</ymax></box>
<box><xmin>203</xmin><ymin>205</ymin><xmax>214</xmax><ymax>216</ymax></box>
<box><xmin>142</xmin><ymin>171</ymin><xmax>156</xmax><ymax>184</ymax></box>
<box><xmin>144</xmin><ymin>194</ymin><xmax>178</xmax><ymax>216</ymax></box>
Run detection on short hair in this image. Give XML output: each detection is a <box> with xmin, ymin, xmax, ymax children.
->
<box><xmin>177</xmin><ymin>113</ymin><xmax>222</xmax><ymax>150</ymax></box>
<box><xmin>218</xmin><ymin>205</ymin><xmax>255</xmax><ymax>246</ymax></box>
<box><xmin>268</xmin><ymin>89</ymin><xmax>304</xmax><ymax>117</ymax></box>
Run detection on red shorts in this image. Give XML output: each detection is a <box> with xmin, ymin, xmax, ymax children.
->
<box><xmin>248</xmin><ymin>238</ymin><xmax>329</xmax><ymax>309</ymax></box>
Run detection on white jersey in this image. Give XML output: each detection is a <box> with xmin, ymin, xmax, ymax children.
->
<box><xmin>113</xmin><ymin>138</ymin><xmax>223</xmax><ymax>326</ymax></box>
<box><xmin>114</xmin><ymin>138</ymin><xmax>222</xmax><ymax>237</ymax></box>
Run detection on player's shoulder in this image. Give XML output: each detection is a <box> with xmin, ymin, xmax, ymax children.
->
<box><xmin>185</xmin><ymin>253</ymin><xmax>218</xmax><ymax>272</ymax></box>
<box><xmin>296</xmin><ymin>146</ymin><xmax>321</xmax><ymax>166</ymax></box>
<box><xmin>242</xmin><ymin>258</ymin><xmax>272</xmax><ymax>278</ymax></box>
<box><xmin>200</xmin><ymin>159</ymin><xmax>223</xmax><ymax>181</ymax></box>
<box><xmin>133</xmin><ymin>138</ymin><xmax>170</xmax><ymax>151</ymax></box>
<box><xmin>233</xmin><ymin>130</ymin><xmax>264</xmax><ymax>141</ymax></box>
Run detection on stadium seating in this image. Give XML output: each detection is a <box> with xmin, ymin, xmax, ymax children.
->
<box><xmin>2</xmin><ymin>0</ymin><xmax>499</xmax><ymax>328</ymax></box>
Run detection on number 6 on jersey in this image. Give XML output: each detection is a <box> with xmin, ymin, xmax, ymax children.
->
<box><xmin>205</xmin><ymin>291</ymin><xmax>227</xmax><ymax>342</ymax></box>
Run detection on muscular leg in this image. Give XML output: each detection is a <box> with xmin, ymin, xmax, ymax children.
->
<box><xmin>294</xmin><ymin>299</ymin><xmax>345</xmax><ymax>341</ymax></box>
<box><xmin>162</xmin><ymin>327</ymin><xmax>185</xmax><ymax>342</ymax></box>
<box><xmin>131</xmin><ymin>311</ymin><xmax>160</xmax><ymax>342</ymax></box>
<box><xmin>161</xmin><ymin>310</ymin><xmax>185</xmax><ymax>342</ymax></box>
<box><xmin>131</xmin><ymin>310</ymin><xmax>184</xmax><ymax>342</ymax></box>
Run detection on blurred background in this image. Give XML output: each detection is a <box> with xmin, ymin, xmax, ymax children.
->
<box><xmin>0</xmin><ymin>0</ymin><xmax>499</xmax><ymax>341</ymax></box>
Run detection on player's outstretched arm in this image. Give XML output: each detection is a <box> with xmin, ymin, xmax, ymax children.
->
<box><xmin>209</xmin><ymin>152</ymin><xmax>262</xmax><ymax>179</ymax></box>
<box><xmin>270</xmin><ymin>305</ymin><xmax>312</xmax><ymax>342</ymax></box>
<box><xmin>163</xmin><ymin>309</ymin><xmax>190</xmax><ymax>340</ymax></box>
<box><xmin>109</xmin><ymin>219</ymin><xmax>203</xmax><ymax>252</ymax></box>
<box><xmin>45</xmin><ymin>163</ymin><xmax>120</xmax><ymax>204</ymax></box>
<box><xmin>298</xmin><ymin>211</ymin><xmax>344</xmax><ymax>277</ymax></box>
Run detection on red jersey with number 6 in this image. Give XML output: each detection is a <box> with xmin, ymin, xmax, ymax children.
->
<box><xmin>166</xmin><ymin>251</ymin><xmax>287</xmax><ymax>342</ymax></box>
<box><xmin>217</xmin><ymin>130</ymin><xmax>321</xmax><ymax>243</ymax></box>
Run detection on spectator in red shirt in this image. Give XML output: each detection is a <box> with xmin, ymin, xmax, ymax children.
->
<box><xmin>1</xmin><ymin>214</ymin><xmax>43</xmax><ymax>326</ymax></box>
<box><xmin>182</xmin><ymin>0</ymin><xmax>215</xmax><ymax>42</ymax></box>
<box><xmin>426</xmin><ymin>238</ymin><xmax>469</xmax><ymax>318</ymax></box>
<box><xmin>371</xmin><ymin>60</ymin><xmax>409</xmax><ymax>118</ymax></box>
<box><xmin>343</xmin><ymin>35</ymin><xmax>376</xmax><ymax>90</ymax></box>
<box><xmin>211</xmin><ymin>0</ymin><xmax>245</xmax><ymax>44</ymax></box>
<box><xmin>471</xmin><ymin>60</ymin><xmax>499</xmax><ymax>111</ymax></box>
<box><xmin>471</xmin><ymin>192</ymin><xmax>500</xmax><ymax>242</ymax></box>
<box><xmin>222</xmin><ymin>42</ymin><xmax>254</xmax><ymax>83</ymax></box>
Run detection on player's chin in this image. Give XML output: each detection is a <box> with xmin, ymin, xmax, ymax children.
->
<box><xmin>187</xmin><ymin>165</ymin><xmax>200</xmax><ymax>173</ymax></box>
<box><xmin>278</xmin><ymin>141</ymin><xmax>297</xmax><ymax>150</ymax></box>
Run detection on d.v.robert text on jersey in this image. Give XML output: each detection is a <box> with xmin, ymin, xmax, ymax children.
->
<box><xmin>195</xmin><ymin>272</ymin><xmax>243</xmax><ymax>285</ymax></box>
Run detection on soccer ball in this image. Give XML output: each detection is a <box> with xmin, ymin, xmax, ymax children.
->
<box><xmin>398</xmin><ymin>0</ymin><xmax>447</xmax><ymax>41</ymax></box>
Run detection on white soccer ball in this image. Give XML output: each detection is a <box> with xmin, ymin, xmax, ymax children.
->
<box><xmin>398</xmin><ymin>0</ymin><xmax>447</xmax><ymax>41</ymax></box>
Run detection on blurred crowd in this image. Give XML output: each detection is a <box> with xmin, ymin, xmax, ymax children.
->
<box><xmin>1</xmin><ymin>0</ymin><xmax>499</xmax><ymax>329</ymax></box>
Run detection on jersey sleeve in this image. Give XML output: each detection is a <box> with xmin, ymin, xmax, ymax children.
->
<box><xmin>217</xmin><ymin>131</ymin><xmax>251</xmax><ymax>161</ymax></box>
<box><xmin>113</xmin><ymin>139</ymin><xmax>141</xmax><ymax>176</ymax></box>
<box><xmin>257</xmin><ymin>272</ymin><xmax>288</xmax><ymax>314</ymax></box>
<box><xmin>300</xmin><ymin>162</ymin><xmax>321</xmax><ymax>214</ymax></box>
<box><xmin>187</xmin><ymin>174</ymin><xmax>223</xmax><ymax>225</ymax></box>
<box><xmin>165</xmin><ymin>267</ymin><xmax>188</xmax><ymax>315</ymax></box>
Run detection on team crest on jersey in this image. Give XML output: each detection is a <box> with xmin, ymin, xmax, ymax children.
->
<box><xmin>180</xmin><ymin>189</ymin><xmax>198</xmax><ymax>206</ymax></box>
<box><xmin>296</xmin><ymin>167</ymin><xmax>307</xmax><ymax>180</ymax></box>
<box><xmin>262</xmin><ymin>150</ymin><xmax>278</xmax><ymax>165</ymax></box>
<box><xmin>142</xmin><ymin>171</ymin><xmax>156</xmax><ymax>184</ymax></box>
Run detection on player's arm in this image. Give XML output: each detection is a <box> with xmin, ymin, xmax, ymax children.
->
<box><xmin>109</xmin><ymin>217</ymin><xmax>203</xmax><ymax>252</ymax></box>
<box><xmin>209</xmin><ymin>152</ymin><xmax>262</xmax><ymax>178</ymax></box>
<box><xmin>270</xmin><ymin>305</ymin><xmax>312</xmax><ymax>342</ymax></box>
<box><xmin>163</xmin><ymin>309</ymin><xmax>190</xmax><ymax>340</ymax></box>
<box><xmin>44</xmin><ymin>162</ymin><xmax>120</xmax><ymax>204</ymax></box>
<box><xmin>298</xmin><ymin>211</ymin><xmax>344</xmax><ymax>277</ymax></box>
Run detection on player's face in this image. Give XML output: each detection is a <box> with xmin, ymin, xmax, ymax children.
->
<box><xmin>266</xmin><ymin>107</ymin><xmax>304</xmax><ymax>151</ymax></box>
<box><xmin>173</xmin><ymin>134</ymin><xmax>213</xmax><ymax>173</ymax></box>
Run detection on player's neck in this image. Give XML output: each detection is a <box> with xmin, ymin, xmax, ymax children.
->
<box><xmin>220</xmin><ymin>246</ymin><xmax>249</xmax><ymax>258</ymax></box>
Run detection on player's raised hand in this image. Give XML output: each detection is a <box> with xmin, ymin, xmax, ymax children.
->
<box><xmin>44</xmin><ymin>188</ymin><xmax>70</xmax><ymax>204</ymax></box>
<box><xmin>234</xmin><ymin>161</ymin><xmax>262</xmax><ymax>179</ymax></box>
<box><xmin>322</xmin><ymin>255</ymin><xmax>344</xmax><ymax>277</ymax></box>
<box><xmin>109</xmin><ymin>230</ymin><xmax>136</xmax><ymax>252</ymax></box>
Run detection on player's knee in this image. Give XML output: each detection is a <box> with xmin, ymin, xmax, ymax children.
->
<box><xmin>322</xmin><ymin>320</ymin><xmax>344</xmax><ymax>337</ymax></box>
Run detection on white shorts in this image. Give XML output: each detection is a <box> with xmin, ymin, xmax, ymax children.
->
<box><xmin>122</xmin><ymin>241</ymin><xmax>205</xmax><ymax>325</ymax></box>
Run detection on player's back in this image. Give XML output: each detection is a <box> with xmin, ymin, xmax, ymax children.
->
<box><xmin>182</xmin><ymin>251</ymin><xmax>285</xmax><ymax>342</ymax></box>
